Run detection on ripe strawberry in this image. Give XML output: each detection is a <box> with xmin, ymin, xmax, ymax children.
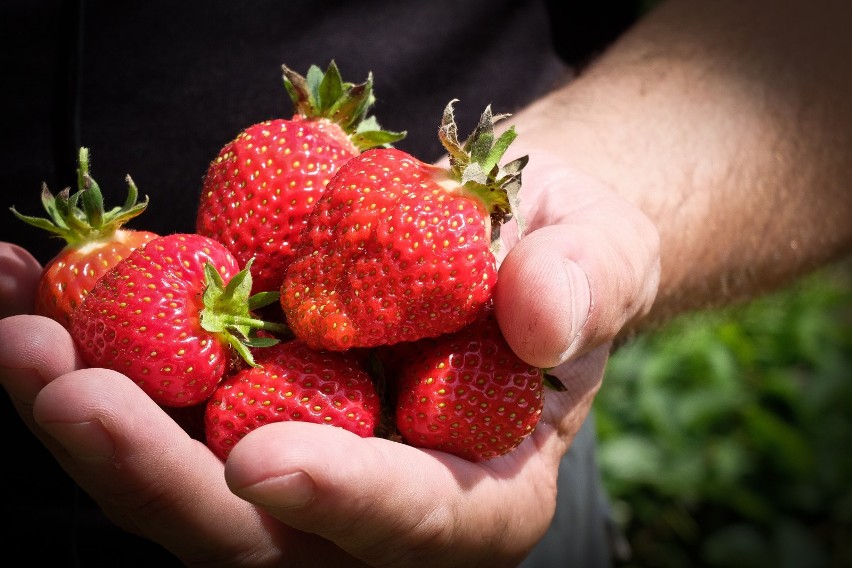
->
<box><xmin>394</xmin><ymin>311</ymin><xmax>544</xmax><ymax>462</ymax></box>
<box><xmin>196</xmin><ymin>61</ymin><xmax>405</xmax><ymax>294</ymax></box>
<box><xmin>10</xmin><ymin>147</ymin><xmax>158</xmax><ymax>329</ymax></box>
<box><xmin>280</xmin><ymin>100</ymin><xmax>527</xmax><ymax>351</ymax></box>
<box><xmin>70</xmin><ymin>233</ymin><xmax>288</xmax><ymax>407</ymax></box>
<box><xmin>204</xmin><ymin>339</ymin><xmax>381</xmax><ymax>461</ymax></box>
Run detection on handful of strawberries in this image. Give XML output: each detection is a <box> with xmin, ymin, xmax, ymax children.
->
<box><xmin>12</xmin><ymin>61</ymin><xmax>563</xmax><ymax>463</ymax></box>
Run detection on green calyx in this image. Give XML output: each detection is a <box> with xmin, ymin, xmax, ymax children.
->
<box><xmin>199</xmin><ymin>259</ymin><xmax>291</xmax><ymax>367</ymax></box>
<box><xmin>10</xmin><ymin>147</ymin><xmax>148</xmax><ymax>247</ymax></box>
<box><xmin>438</xmin><ymin>99</ymin><xmax>529</xmax><ymax>249</ymax></box>
<box><xmin>282</xmin><ymin>60</ymin><xmax>406</xmax><ymax>151</ymax></box>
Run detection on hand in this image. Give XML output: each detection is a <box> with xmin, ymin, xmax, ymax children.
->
<box><xmin>0</xmin><ymin>151</ymin><xmax>659</xmax><ymax>567</ymax></box>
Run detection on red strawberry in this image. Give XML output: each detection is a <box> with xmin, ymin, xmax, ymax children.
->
<box><xmin>10</xmin><ymin>147</ymin><xmax>158</xmax><ymax>329</ymax></box>
<box><xmin>280</xmin><ymin>100</ymin><xmax>527</xmax><ymax>351</ymax></box>
<box><xmin>70</xmin><ymin>233</ymin><xmax>288</xmax><ymax>407</ymax></box>
<box><xmin>393</xmin><ymin>311</ymin><xmax>544</xmax><ymax>462</ymax></box>
<box><xmin>204</xmin><ymin>339</ymin><xmax>381</xmax><ymax>461</ymax></box>
<box><xmin>196</xmin><ymin>61</ymin><xmax>405</xmax><ymax>294</ymax></box>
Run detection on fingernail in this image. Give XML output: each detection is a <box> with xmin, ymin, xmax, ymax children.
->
<box><xmin>236</xmin><ymin>471</ymin><xmax>316</xmax><ymax>509</ymax></box>
<box><xmin>39</xmin><ymin>419</ymin><xmax>116</xmax><ymax>460</ymax></box>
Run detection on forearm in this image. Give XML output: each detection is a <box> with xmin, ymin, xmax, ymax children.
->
<box><xmin>514</xmin><ymin>0</ymin><xmax>852</xmax><ymax>328</ymax></box>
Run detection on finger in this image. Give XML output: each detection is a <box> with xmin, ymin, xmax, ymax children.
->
<box><xmin>495</xmin><ymin>169</ymin><xmax>660</xmax><ymax>368</ymax></box>
<box><xmin>495</xmin><ymin>230</ymin><xmax>592</xmax><ymax>369</ymax></box>
<box><xmin>31</xmin><ymin>369</ymin><xmax>291</xmax><ymax>566</ymax></box>
<box><xmin>0</xmin><ymin>314</ymin><xmax>82</xmax><ymax>408</ymax></box>
<box><xmin>0</xmin><ymin>243</ymin><xmax>42</xmax><ymax>318</ymax></box>
<box><xmin>226</xmin><ymin>422</ymin><xmax>557</xmax><ymax>567</ymax></box>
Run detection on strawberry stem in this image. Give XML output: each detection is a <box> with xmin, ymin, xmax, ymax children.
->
<box><xmin>10</xmin><ymin>147</ymin><xmax>149</xmax><ymax>247</ymax></box>
<box><xmin>438</xmin><ymin>100</ymin><xmax>529</xmax><ymax>245</ymax></box>
<box><xmin>200</xmin><ymin>260</ymin><xmax>291</xmax><ymax>367</ymax></box>
<box><xmin>282</xmin><ymin>60</ymin><xmax>406</xmax><ymax>151</ymax></box>
<box><xmin>224</xmin><ymin>315</ymin><xmax>290</xmax><ymax>335</ymax></box>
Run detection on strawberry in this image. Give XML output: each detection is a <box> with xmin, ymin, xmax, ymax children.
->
<box><xmin>280</xmin><ymin>100</ymin><xmax>527</xmax><ymax>351</ymax></box>
<box><xmin>70</xmin><ymin>233</ymin><xmax>288</xmax><ymax>407</ymax></box>
<box><xmin>10</xmin><ymin>147</ymin><xmax>158</xmax><ymax>329</ymax></box>
<box><xmin>204</xmin><ymin>339</ymin><xmax>381</xmax><ymax>461</ymax></box>
<box><xmin>196</xmin><ymin>61</ymin><xmax>405</xmax><ymax>294</ymax></box>
<box><xmin>393</xmin><ymin>310</ymin><xmax>544</xmax><ymax>462</ymax></box>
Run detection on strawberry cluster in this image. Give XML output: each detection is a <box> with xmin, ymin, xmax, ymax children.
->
<box><xmin>13</xmin><ymin>62</ymin><xmax>560</xmax><ymax>463</ymax></box>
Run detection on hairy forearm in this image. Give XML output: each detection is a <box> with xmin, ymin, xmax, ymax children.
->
<box><xmin>514</xmin><ymin>0</ymin><xmax>852</xmax><ymax>328</ymax></box>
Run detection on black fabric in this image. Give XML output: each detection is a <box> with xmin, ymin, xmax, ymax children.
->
<box><xmin>521</xmin><ymin>413</ymin><xmax>616</xmax><ymax>568</ymax></box>
<box><xmin>2</xmin><ymin>0</ymin><xmax>580</xmax><ymax>265</ymax></box>
<box><xmin>1</xmin><ymin>1</ymin><xmax>640</xmax><ymax>565</ymax></box>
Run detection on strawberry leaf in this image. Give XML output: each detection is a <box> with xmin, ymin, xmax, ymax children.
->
<box><xmin>243</xmin><ymin>336</ymin><xmax>280</xmax><ymax>348</ymax></box>
<box><xmin>317</xmin><ymin>60</ymin><xmax>345</xmax><ymax>110</ymax></box>
<box><xmin>220</xmin><ymin>259</ymin><xmax>254</xmax><ymax>305</ymax></box>
<box><xmin>10</xmin><ymin>147</ymin><xmax>149</xmax><ymax>247</ymax></box>
<box><xmin>200</xmin><ymin>261</ymin><xmax>290</xmax><ymax>367</ymax></box>
<box><xmin>282</xmin><ymin>61</ymin><xmax>405</xmax><ymax>150</ymax></box>
<box><xmin>484</xmin><ymin>128</ymin><xmax>518</xmax><ymax>174</ymax></box>
<box><xmin>437</xmin><ymin>100</ymin><xmax>529</xmax><ymax>245</ymax></box>
<box><xmin>248</xmin><ymin>291</ymin><xmax>280</xmax><ymax>311</ymax></box>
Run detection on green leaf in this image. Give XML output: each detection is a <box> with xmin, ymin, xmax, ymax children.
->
<box><xmin>281</xmin><ymin>61</ymin><xmax>405</xmax><ymax>149</ymax></box>
<box><xmin>199</xmin><ymin>261</ymin><xmax>290</xmax><ymax>367</ymax></box>
<box><xmin>248</xmin><ymin>291</ymin><xmax>280</xmax><ymax>311</ymax></box>
<box><xmin>10</xmin><ymin>147</ymin><xmax>149</xmax><ymax>247</ymax></box>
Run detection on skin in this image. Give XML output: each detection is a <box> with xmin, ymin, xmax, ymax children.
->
<box><xmin>2</xmin><ymin>0</ymin><xmax>851</xmax><ymax>566</ymax></box>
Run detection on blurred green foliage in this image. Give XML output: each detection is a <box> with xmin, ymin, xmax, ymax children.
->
<box><xmin>595</xmin><ymin>261</ymin><xmax>852</xmax><ymax>568</ymax></box>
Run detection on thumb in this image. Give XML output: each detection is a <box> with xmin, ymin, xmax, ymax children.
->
<box><xmin>225</xmin><ymin>421</ymin><xmax>553</xmax><ymax>567</ymax></box>
<box><xmin>494</xmin><ymin>229</ymin><xmax>591</xmax><ymax>369</ymax></box>
<box><xmin>495</xmin><ymin>187</ymin><xmax>660</xmax><ymax>369</ymax></box>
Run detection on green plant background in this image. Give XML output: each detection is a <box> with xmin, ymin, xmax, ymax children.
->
<box><xmin>595</xmin><ymin>261</ymin><xmax>852</xmax><ymax>568</ymax></box>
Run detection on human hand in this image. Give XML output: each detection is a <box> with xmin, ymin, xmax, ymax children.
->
<box><xmin>0</xmin><ymin>311</ymin><xmax>569</xmax><ymax>567</ymax></box>
<box><xmin>0</xmin><ymin>150</ymin><xmax>659</xmax><ymax>567</ymax></box>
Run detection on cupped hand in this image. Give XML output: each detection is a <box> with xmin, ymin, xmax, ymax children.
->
<box><xmin>0</xmin><ymin>311</ymin><xmax>560</xmax><ymax>567</ymax></box>
<box><xmin>0</xmin><ymin>150</ymin><xmax>659</xmax><ymax>567</ymax></box>
<box><xmin>229</xmin><ymin>153</ymin><xmax>659</xmax><ymax>566</ymax></box>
